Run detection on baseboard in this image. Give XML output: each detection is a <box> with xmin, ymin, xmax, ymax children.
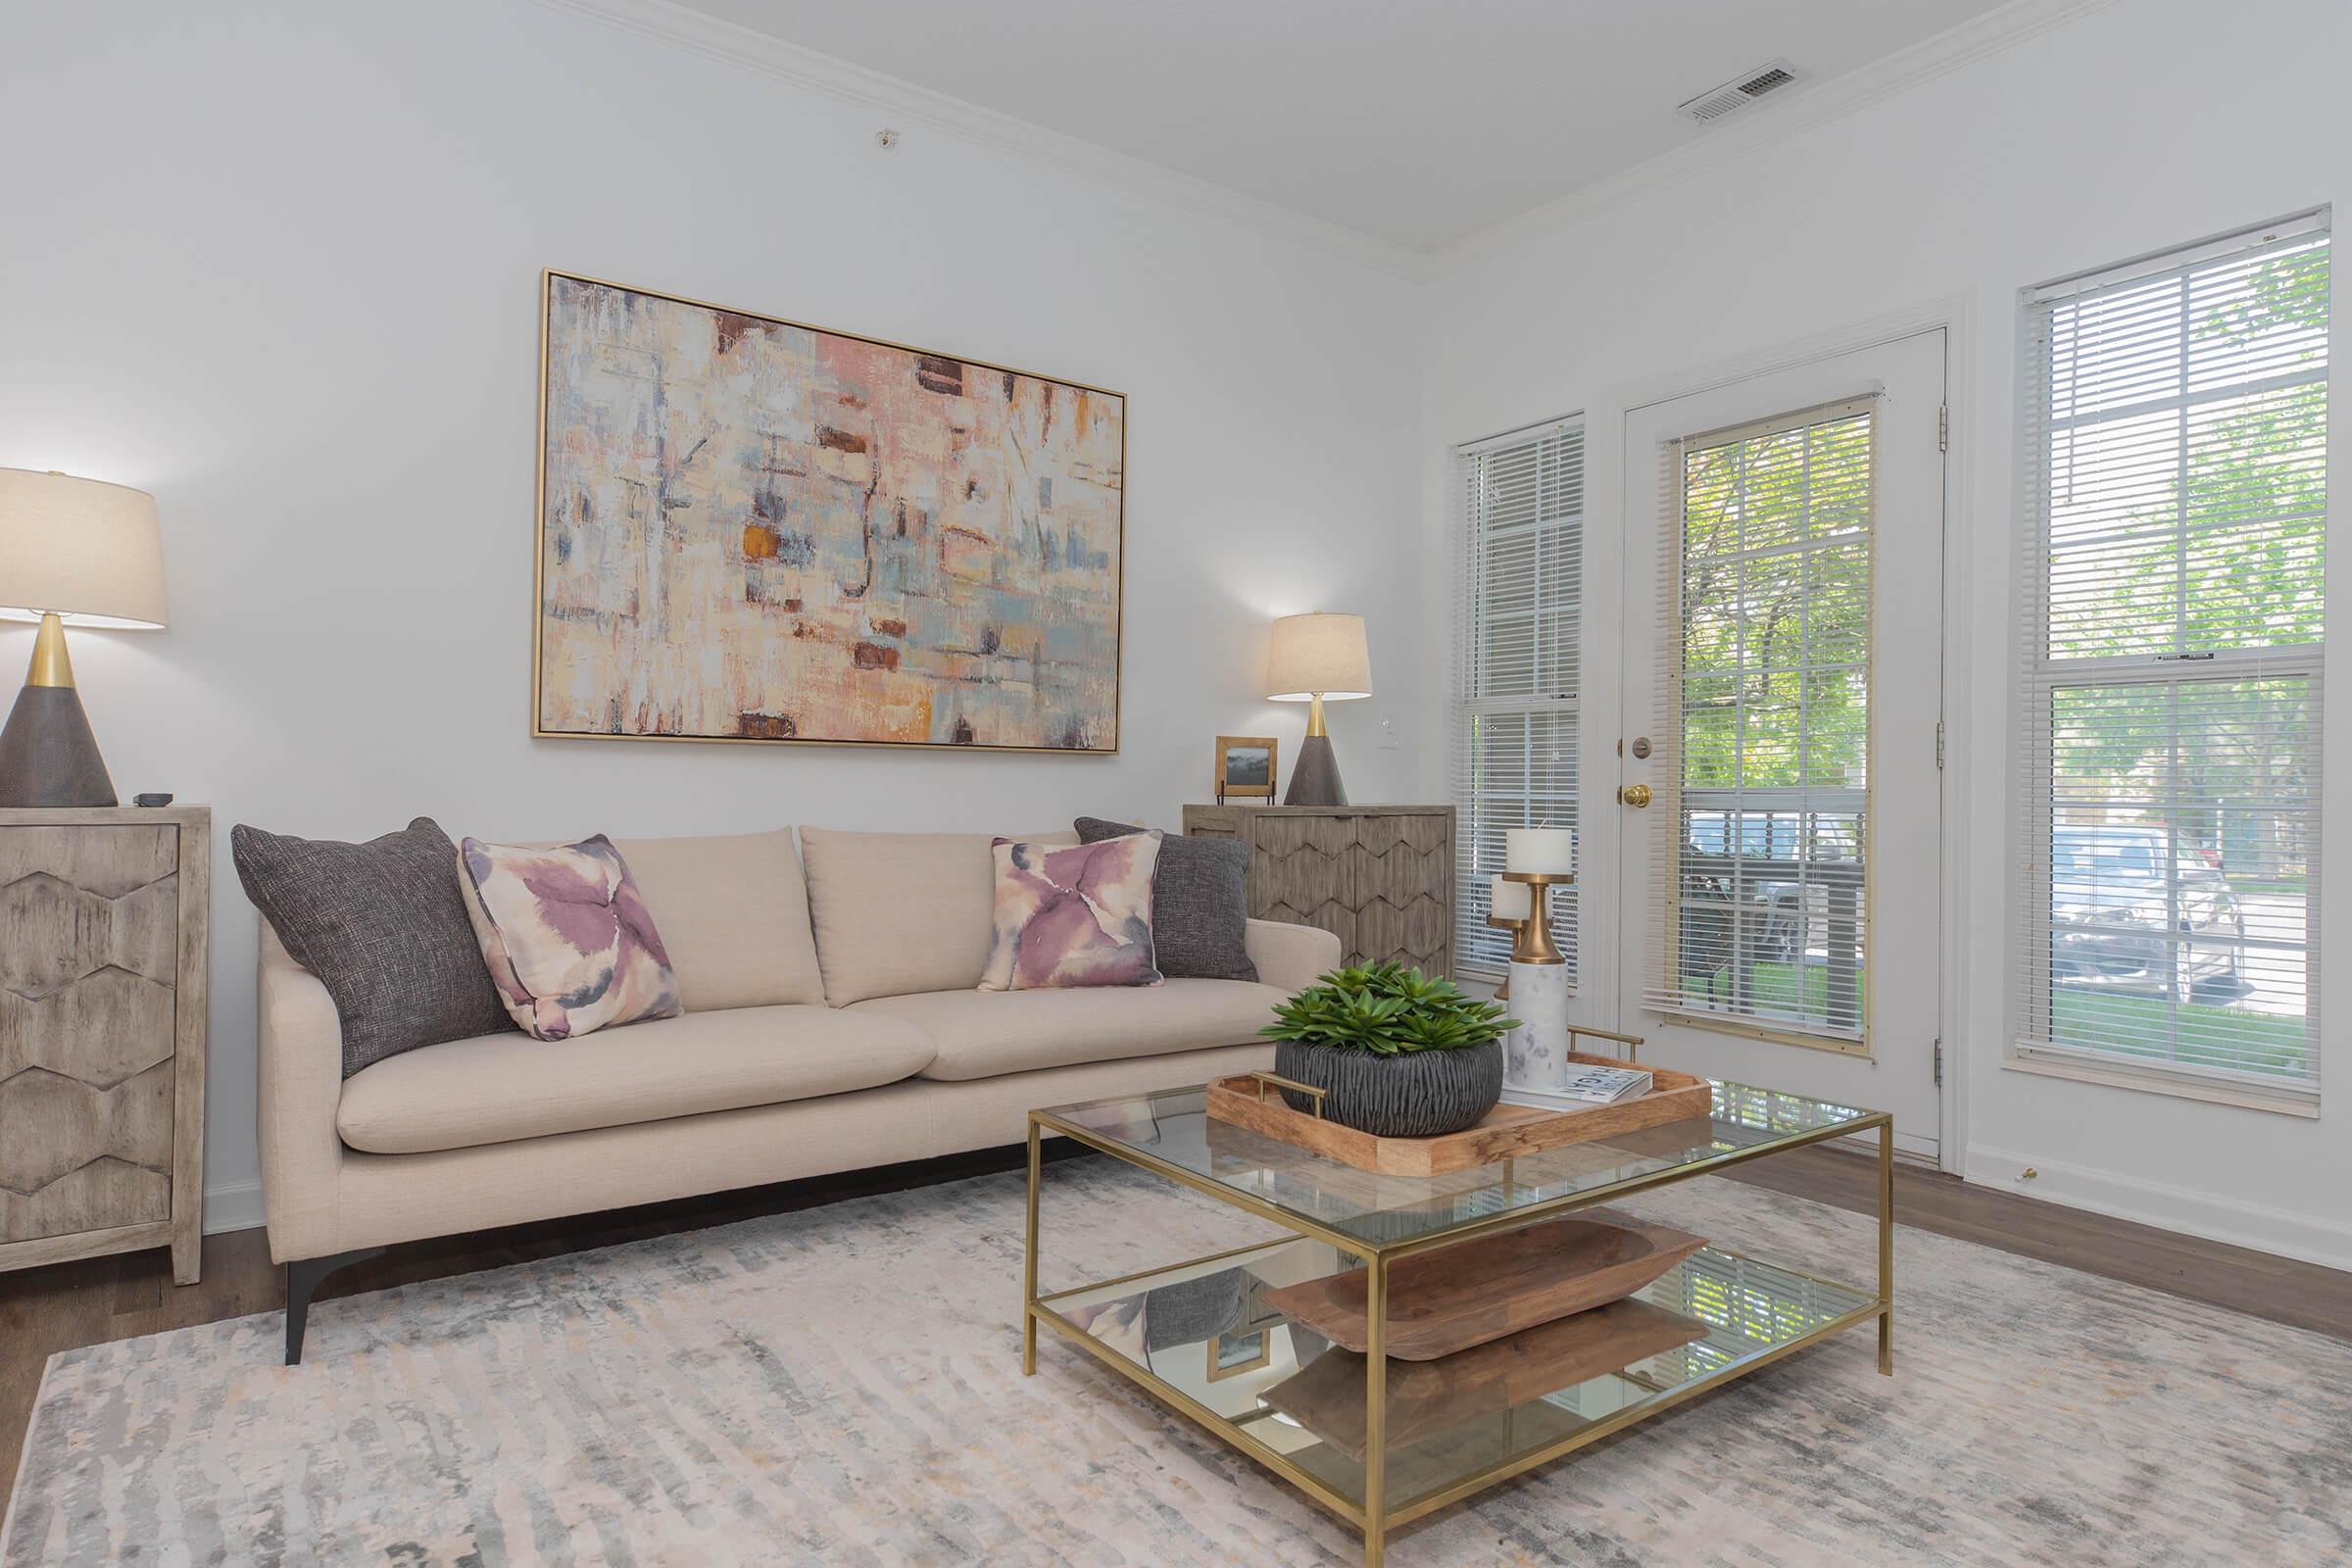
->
<box><xmin>1965</xmin><ymin>1144</ymin><xmax>2352</xmax><ymax>1274</ymax></box>
<box><xmin>202</xmin><ymin>1180</ymin><xmax>265</xmax><ymax>1237</ymax></box>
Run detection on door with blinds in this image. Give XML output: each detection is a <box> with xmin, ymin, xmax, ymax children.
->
<box><xmin>1617</xmin><ymin>332</ymin><xmax>1947</xmax><ymax>1155</ymax></box>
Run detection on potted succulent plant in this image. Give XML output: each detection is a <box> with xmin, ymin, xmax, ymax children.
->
<box><xmin>1259</xmin><ymin>962</ymin><xmax>1519</xmax><ymax>1137</ymax></box>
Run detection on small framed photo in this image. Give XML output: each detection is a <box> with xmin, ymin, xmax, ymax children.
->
<box><xmin>1215</xmin><ymin>735</ymin><xmax>1278</xmax><ymax>804</ymax></box>
<box><xmin>1205</xmin><ymin>1325</ymin><xmax>1272</xmax><ymax>1382</ymax></box>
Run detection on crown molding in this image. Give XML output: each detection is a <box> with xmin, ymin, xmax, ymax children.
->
<box><xmin>1432</xmin><ymin>0</ymin><xmax>2126</xmax><ymax>274</ymax></box>
<box><xmin>525</xmin><ymin>0</ymin><xmax>1435</xmax><ymax>282</ymax></box>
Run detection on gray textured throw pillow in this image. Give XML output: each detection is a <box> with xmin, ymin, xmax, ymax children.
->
<box><xmin>1074</xmin><ymin>817</ymin><xmax>1256</xmax><ymax>982</ymax></box>
<box><xmin>232</xmin><ymin>817</ymin><xmax>513</xmax><ymax>1077</ymax></box>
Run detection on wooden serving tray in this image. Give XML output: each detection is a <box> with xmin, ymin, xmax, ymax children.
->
<box><xmin>1260</xmin><ymin>1208</ymin><xmax>1708</xmax><ymax>1361</ymax></box>
<box><xmin>1260</xmin><ymin>1298</ymin><xmax>1712</xmax><ymax>1458</ymax></box>
<box><xmin>1204</xmin><ymin>1054</ymin><xmax>1714</xmax><ymax>1177</ymax></box>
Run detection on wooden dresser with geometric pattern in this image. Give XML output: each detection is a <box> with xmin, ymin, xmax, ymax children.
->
<box><xmin>1181</xmin><ymin>803</ymin><xmax>1454</xmax><ymax>979</ymax></box>
<box><xmin>0</xmin><ymin>806</ymin><xmax>209</xmax><ymax>1284</ymax></box>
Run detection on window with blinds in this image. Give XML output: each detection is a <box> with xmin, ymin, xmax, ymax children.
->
<box><xmin>1643</xmin><ymin>400</ymin><xmax>1876</xmax><ymax>1049</ymax></box>
<box><xmin>1452</xmin><ymin>419</ymin><xmax>1583</xmax><ymax>982</ymax></box>
<box><xmin>2014</xmin><ymin>214</ymin><xmax>2328</xmax><ymax>1105</ymax></box>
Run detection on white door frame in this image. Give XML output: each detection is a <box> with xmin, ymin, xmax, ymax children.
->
<box><xmin>1588</xmin><ymin>295</ymin><xmax>1980</xmax><ymax>1170</ymax></box>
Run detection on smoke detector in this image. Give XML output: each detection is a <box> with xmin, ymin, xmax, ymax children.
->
<box><xmin>1677</xmin><ymin>60</ymin><xmax>1804</xmax><ymax>123</ymax></box>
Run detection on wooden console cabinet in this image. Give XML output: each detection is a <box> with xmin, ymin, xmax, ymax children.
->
<box><xmin>1183</xmin><ymin>803</ymin><xmax>1454</xmax><ymax>978</ymax></box>
<box><xmin>0</xmin><ymin>806</ymin><xmax>209</xmax><ymax>1283</ymax></box>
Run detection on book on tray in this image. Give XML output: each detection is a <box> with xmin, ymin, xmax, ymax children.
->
<box><xmin>1506</xmin><ymin>1064</ymin><xmax>1653</xmax><ymax>1110</ymax></box>
<box><xmin>1558</xmin><ymin>1064</ymin><xmax>1651</xmax><ymax>1103</ymax></box>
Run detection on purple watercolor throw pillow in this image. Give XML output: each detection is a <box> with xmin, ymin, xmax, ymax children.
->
<box><xmin>458</xmin><ymin>835</ymin><xmax>682</xmax><ymax>1040</ymax></box>
<box><xmin>980</xmin><ymin>833</ymin><xmax>1164</xmax><ymax>992</ymax></box>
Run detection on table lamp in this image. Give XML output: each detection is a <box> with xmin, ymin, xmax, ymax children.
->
<box><xmin>0</xmin><ymin>469</ymin><xmax>169</xmax><ymax>807</ymax></box>
<box><xmin>1266</xmin><ymin>612</ymin><xmax>1370</xmax><ymax>807</ymax></box>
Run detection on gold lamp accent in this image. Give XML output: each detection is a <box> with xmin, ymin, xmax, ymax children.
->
<box><xmin>25</xmin><ymin>612</ymin><xmax>77</xmax><ymax>689</ymax></box>
<box><xmin>0</xmin><ymin>468</ymin><xmax>169</xmax><ymax>808</ymax></box>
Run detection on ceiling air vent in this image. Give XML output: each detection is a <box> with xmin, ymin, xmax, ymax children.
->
<box><xmin>1677</xmin><ymin>60</ymin><xmax>1803</xmax><ymax>123</ymax></box>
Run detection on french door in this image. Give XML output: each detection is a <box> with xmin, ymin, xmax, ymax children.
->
<box><xmin>1611</xmin><ymin>332</ymin><xmax>1947</xmax><ymax>1156</ymax></box>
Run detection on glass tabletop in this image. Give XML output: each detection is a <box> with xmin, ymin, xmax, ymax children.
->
<box><xmin>1037</xmin><ymin>1078</ymin><xmax>1880</xmax><ymax>1252</ymax></box>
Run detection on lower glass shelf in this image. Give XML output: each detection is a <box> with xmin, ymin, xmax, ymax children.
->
<box><xmin>1037</xmin><ymin>1235</ymin><xmax>1878</xmax><ymax>1519</ymax></box>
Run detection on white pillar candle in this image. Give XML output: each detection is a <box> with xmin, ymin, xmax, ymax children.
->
<box><xmin>1489</xmin><ymin>874</ymin><xmax>1532</xmax><ymax>922</ymax></box>
<box><xmin>1505</xmin><ymin>827</ymin><xmax>1575</xmax><ymax>876</ymax></box>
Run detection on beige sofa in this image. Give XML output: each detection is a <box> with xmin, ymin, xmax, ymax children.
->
<box><xmin>258</xmin><ymin>825</ymin><xmax>1339</xmax><ymax>1361</ymax></box>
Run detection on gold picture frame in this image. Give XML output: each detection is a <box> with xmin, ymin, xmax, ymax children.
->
<box><xmin>1214</xmin><ymin>735</ymin><xmax>1279</xmax><ymax>804</ymax></box>
<box><xmin>1204</xmin><ymin>1325</ymin><xmax>1274</xmax><ymax>1383</ymax></box>
<box><xmin>533</xmin><ymin>270</ymin><xmax>1126</xmax><ymax>754</ymax></box>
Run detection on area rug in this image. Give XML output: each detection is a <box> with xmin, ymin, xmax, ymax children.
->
<box><xmin>5</xmin><ymin>1159</ymin><xmax>2348</xmax><ymax>1566</ymax></box>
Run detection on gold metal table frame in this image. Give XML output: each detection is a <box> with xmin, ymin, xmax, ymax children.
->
<box><xmin>1021</xmin><ymin>1089</ymin><xmax>1894</xmax><ymax>1568</ymax></box>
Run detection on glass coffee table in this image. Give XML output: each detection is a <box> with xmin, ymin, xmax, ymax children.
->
<box><xmin>1023</xmin><ymin>1078</ymin><xmax>1892</xmax><ymax>1567</ymax></box>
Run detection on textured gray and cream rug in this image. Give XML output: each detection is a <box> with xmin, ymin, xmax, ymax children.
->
<box><xmin>5</xmin><ymin>1159</ymin><xmax>2348</xmax><ymax>1566</ymax></box>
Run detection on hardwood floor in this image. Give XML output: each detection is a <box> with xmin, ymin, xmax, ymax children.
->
<box><xmin>3</xmin><ymin>1141</ymin><xmax>2347</xmax><ymax>1518</ymax></box>
<box><xmin>1729</xmin><ymin>1145</ymin><xmax>2352</xmax><ymax>1342</ymax></box>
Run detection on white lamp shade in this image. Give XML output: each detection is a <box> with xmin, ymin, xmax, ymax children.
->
<box><xmin>0</xmin><ymin>468</ymin><xmax>168</xmax><ymax>629</ymax></box>
<box><xmin>1266</xmin><ymin>612</ymin><xmax>1371</xmax><ymax>702</ymax></box>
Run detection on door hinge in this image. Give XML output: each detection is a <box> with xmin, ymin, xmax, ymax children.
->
<box><xmin>1933</xmin><ymin>1037</ymin><xmax>1943</xmax><ymax>1087</ymax></box>
<box><xmin>1937</xmin><ymin>406</ymin><xmax>1949</xmax><ymax>452</ymax></box>
<box><xmin>1935</xmin><ymin>718</ymin><xmax>1944</xmax><ymax>769</ymax></box>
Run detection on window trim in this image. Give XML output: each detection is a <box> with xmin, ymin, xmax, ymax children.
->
<box><xmin>2006</xmin><ymin>211</ymin><xmax>2329</xmax><ymax>1112</ymax></box>
<box><xmin>2002</xmin><ymin>1047</ymin><xmax>2322</xmax><ymax>1120</ymax></box>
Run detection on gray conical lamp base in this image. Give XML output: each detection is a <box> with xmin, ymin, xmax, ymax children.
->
<box><xmin>0</xmin><ymin>613</ymin><xmax>119</xmax><ymax>808</ymax></box>
<box><xmin>1284</xmin><ymin>733</ymin><xmax>1348</xmax><ymax>807</ymax></box>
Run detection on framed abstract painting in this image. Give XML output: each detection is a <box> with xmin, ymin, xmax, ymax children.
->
<box><xmin>534</xmin><ymin>271</ymin><xmax>1124</xmax><ymax>752</ymax></box>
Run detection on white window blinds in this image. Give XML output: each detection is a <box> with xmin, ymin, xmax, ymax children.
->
<box><xmin>1453</xmin><ymin>419</ymin><xmax>1583</xmax><ymax>981</ymax></box>
<box><xmin>2014</xmin><ymin>214</ymin><xmax>2328</xmax><ymax>1102</ymax></box>
<box><xmin>1642</xmin><ymin>400</ymin><xmax>1877</xmax><ymax>1048</ymax></box>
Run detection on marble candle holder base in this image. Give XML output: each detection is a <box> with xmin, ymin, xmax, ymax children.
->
<box><xmin>1501</xmin><ymin>959</ymin><xmax>1572</xmax><ymax>1095</ymax></box>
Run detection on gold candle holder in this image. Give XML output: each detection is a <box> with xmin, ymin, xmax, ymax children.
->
<box><xmin>1483</xmin><ymin>913</ymin><xmax>1527</xmax><ymax>1000</ymax></box>
<box><xmin>1501</xmin><ymin>871</ymin><xmax>1570</xmax><ymax>966</ymax></box>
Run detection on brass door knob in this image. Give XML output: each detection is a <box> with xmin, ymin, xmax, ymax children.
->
<box><xmin>1620</xmin><ymin>783</ymin><xmax>1652</xmax><ymax>808</ymax></box>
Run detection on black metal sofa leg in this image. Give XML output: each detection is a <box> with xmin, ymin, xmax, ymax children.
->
<box><xmin>284</xmin><ymin>1247</ymin><xmax>385</xmax><ymax>1365</ymax></box>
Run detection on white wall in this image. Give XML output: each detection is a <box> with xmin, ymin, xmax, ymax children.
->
<box><xmin>0</xmin><ymin>0</ymin><xmax>1430</xmax><ymax>1230</ymax></box>
<box><xmin>1421</xmin><ymin>0</ymin><xmax>2352</xmax><ymax>1266</ymax></box>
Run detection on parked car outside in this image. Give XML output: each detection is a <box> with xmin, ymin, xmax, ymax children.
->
<box><xmin>2049</xmin><ymin>823</ymin><xmax>2247</xmax><ymax>1001</ymax></box>
<box><xmin>1683</xmin><ymin>808</ymin><xmax>1846</xmax><ymax>966</ymax></box>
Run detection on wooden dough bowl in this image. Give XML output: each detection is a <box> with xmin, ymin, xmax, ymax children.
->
<box><xmin>1261</xmin><ymin>1297</ymin><xmax>1712</xmax><ymax>1458</ymax></box>
<box><xmin>1261</xmin><ymin>1207</ymin><xmax>1709</xmax><ymax>1361</ymax></box>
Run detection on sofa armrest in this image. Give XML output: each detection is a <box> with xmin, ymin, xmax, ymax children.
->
<box><xmin>257</xmin><ymin>922</ymin><xmax>346</xmax><ymax>1263</ymax></box>
<box><xmin>1244</xmin><ymin>918</ymin><xmax>1343</xmax><ymax>993</ymax></box>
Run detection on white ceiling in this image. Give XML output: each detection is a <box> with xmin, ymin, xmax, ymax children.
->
<box><xmin>671</xmin><ymin>0</ymin><xmax>2015</xmax><ymax>253</ymax></box>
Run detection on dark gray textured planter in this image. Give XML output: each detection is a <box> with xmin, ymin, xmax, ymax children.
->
<box><xmin>1273</xmin><ymin>1039</ymin><xmax>1503</xmax><ymax>1138</ymax></box>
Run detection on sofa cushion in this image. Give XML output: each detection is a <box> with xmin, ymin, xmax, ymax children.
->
<box><xmin>1076</xmin><ymin>817</ymin><xmax>1257</xmax><ymax>982</ymax></box>
<box><xmin>800</xmin><ymin>827</ymin><xmax>1075</xmax><ymax>1005</ymax></box>
<box><xmin>336</xmin><ymin>1005</ymin><xmax>935</xmax><ymax>1154</ymax></box>
<box><xmin>609</xmin><ymin>829</ymin><xmax>825</xmax><ymax>1010</ymax></box>
<box><xmin>851</xmin><ymin>979</ymin><xmax>1289</xmax><ymax>1082</ymax></box>
<box><xmin>459</xmin><ymin>835</ymin><xmax>682</xmax><ymax>1040</ymax></box>
<box><xmin>981</xmin><ymin>834</ymin><xmax>1164</xmax><ymax>991</ymax></box>
<box><xmin>232</xmin><ymin>816</ymin><xmax>514</xmax><ymax>1077</ymax></box>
